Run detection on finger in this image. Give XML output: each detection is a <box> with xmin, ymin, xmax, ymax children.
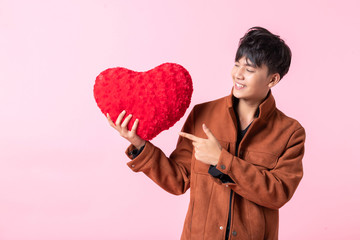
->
<box><xmin>202</xmin><ymin>123</ymin><xmax>215</xmax><ymax>140</ymax></box>
<box><xmin>115</xmin><ymin>110</ymin><xmax>127</xmax><ymax>126</ymax></box>
<box><xmin>121</xmin><ymin>114</ymin><xmax>133</xmax><ymax>128</ymax></box>
<box><xmin>192</xmin><ymin>141</ymin><xmax>201</xmax><ymax>149</ymax></box>
<box><xmin>130</xmin><ymin>118</ymin><xmax>139</xmax><ymax>134</ymax></box>
<box><xmin>194</xmin><ymin>152</ymin><xmax>200</xmax><ymax>161</ymax></box>
<box><xmin>179</xmin><ymin>132</ymin><xmax>202</xmax><ymax>142</ymax></box>
<box><xmin>107</xmin><ymin>113</ymin><xmax>116</xmax><ymax>128</ymax></box>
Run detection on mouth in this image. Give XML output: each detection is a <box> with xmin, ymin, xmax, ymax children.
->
<box><xmin>235</xmin><ymin>82</ymin><xmax>245</xmax><ymax>89</ymax></box>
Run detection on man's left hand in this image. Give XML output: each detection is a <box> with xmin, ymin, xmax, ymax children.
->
<box><xmin>179</xmin><ymin>123</ymin><xmax>222</xmax><ymax>166</ymax></box>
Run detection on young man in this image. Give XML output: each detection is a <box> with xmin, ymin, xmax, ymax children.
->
<box><xmin>107</xmin><ymin>26</ymin><xmax>305</xmax><ymax>240</ymax></box>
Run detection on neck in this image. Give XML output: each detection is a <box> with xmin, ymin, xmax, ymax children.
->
<box><xmin>236</xmin><ymin>99</ymin><xmax>259</xmax><ymax>128</ymax></box>
<box><xmin>235</xmin><ymin>92</ymin><xmax>269</xmax><ymax>130</ymax></box>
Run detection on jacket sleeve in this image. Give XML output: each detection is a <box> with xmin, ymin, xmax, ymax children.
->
<box><xmin>211</xmin><ymin>126</ymin><xmax>305</xmax><ymax>210</ymax></box>
<box><xmin>125</xmin><ymin>107</ymin><xmax>195</xmax><ymax>195</ymax></box>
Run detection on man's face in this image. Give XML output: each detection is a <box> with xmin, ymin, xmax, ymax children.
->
<box><xmin>231</xmin><ymin>56</ymin><xmax>276</xmax><ymax>102</ymax></box>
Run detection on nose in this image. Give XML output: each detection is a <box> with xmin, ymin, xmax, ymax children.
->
<box><xmin>234</xmin><ymin>66</ymin><xmax>245</xmax><ymax>79</ymax></box>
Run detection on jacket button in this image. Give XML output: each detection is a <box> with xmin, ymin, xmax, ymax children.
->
<box><xmin>220</xmin><ymin>165</ymin><xmax>226</xmax><ymax>170</ymax></box>
<box><xmin>219</xmin><ymin>226</ymin><xmax>224</xmax><ymax>230</ymax></box>
<box><xmin>232</xmin><ymin>231</ymin><xmax>237</xmax><ymax>236</ymax></box>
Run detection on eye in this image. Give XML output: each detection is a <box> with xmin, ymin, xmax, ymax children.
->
<box><xmin>246</xmin><ymin>69</ymin><xmax>254</xmax><ymax>73</ymax></box>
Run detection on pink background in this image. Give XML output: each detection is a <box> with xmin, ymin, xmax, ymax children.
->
<box><xmin>1</xmin><ymin>0</ymin><xmax>359</xmax><ymax>239</ymax></box>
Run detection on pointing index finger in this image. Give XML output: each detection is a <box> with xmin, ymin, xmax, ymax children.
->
<box><xmin>179</xmin><ymin>132</ymin><xmax>201</xmax><ymax>142</ymax></box>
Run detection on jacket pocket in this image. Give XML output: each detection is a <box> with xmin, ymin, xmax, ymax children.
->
<box><xmin>244</xmin><ymin>150</ymin><xmax>278</xmax><ymax>169</ymax></box>
<box><xmin>193</xmin><ymin>140</ymin><xmax>229</xmax><ymax>174</ymax></box>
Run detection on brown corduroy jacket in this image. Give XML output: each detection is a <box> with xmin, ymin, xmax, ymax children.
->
<box><xmin>125</xmin><ymin>88</ymin><xmax>306</xmax><ymax>240</ymax></box>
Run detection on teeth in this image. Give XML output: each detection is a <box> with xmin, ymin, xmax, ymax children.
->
<box><xmin>235</xmin><ymin>83</ymin><xmax>244</xmax><ymax>87</ymax></box>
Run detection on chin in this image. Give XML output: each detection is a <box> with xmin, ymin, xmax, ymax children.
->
<box><xmin>233</xmin><ymin>91</ymin><xmax>245</xmax><ymax>99</ymax></box>
<box><xmin>232</xmin><ymin>87</ymin><xmax>245</xmax><ymax>99</ymax></box>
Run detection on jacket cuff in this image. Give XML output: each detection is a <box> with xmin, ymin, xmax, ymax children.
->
<box><xmin>216</xmin><ymin>148</ymin><xmax>234</xmax><ymax>175</ymax></box>
<box><xmin>125</xmin><ymin>141</ymin><xmax>152</xmax><ymax>172</ymax></box>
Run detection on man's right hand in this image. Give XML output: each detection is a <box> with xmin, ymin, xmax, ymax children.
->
<box><xmin>107</xmin><ymin>110</ymin><xmax>146</xmax><ymax>150</ymax></box>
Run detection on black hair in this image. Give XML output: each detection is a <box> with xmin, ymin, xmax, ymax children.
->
<box><xmin>235</xmin><ymin>26</ymin><xmax>292</xmax><ymax>80</ymax></box>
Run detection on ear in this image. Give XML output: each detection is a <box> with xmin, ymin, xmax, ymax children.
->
<box><xmin>267</xmin><ymin>73</ymin><xmax>281</xmax><ymax>88</ymax></box>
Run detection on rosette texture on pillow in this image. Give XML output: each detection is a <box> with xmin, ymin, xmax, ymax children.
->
<box><xmin>93</xmin><ymin>63</ymin><xmax>193</xmax><ymax>140</ymax></box>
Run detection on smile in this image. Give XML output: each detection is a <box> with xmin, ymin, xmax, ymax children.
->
<box><xmin>235</xmin><ymin>83</ymin><xmax>245</xmax><ymax>89</ymax></box>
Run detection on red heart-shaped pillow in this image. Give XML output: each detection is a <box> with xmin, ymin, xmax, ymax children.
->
<box><xmin>93</xmin><ymin>63</ymin><xmax>193</xmax><ymax>140</ymax></box>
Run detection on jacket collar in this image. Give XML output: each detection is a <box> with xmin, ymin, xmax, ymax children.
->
<box><xmin>225</xmin><ymin>87</ymin><xmax>276</xmax><ymax>121</ymax></box>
